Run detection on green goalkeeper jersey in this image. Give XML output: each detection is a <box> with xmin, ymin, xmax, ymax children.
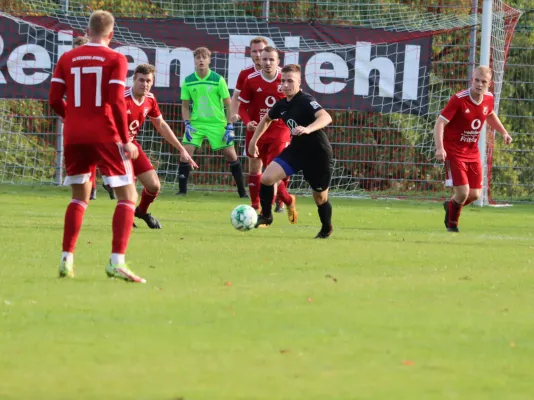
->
<box><xmin>181</xmin><ymin>70</ymin><xmax>230</xmax><ymax>126</ymax></box>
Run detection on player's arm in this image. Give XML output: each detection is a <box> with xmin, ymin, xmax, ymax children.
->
<box><xmin>434</xmin><ymin>95</ymin><xmax>458</xmax><ymax>162</ymax></box>
<box><xmin>223</xmin><ymin>97</ymin><xmax>232</xmax><ymax>123</ymax></box>
<box><xmin>151</xmin><ymin>117</ymin><xmax>198</xmax><ymax>169</ymax></box>
<box><xmin>433</xmin><ymin>116</ymin><xmax>448</xmax><ymax>162</ymax></box>
<box><xmin>237</xmin><ymin>80</ymin><xmax>254</xmax><ymax>130</ymax></box>
<box><xmin>248</xmin><ymin>113</ymin><xmax>273</xmax><ymax>157</ymax></box>
<box><xmin>49</xmin><ymin>57</ymin><xmax>67</xmax><ymax>118</ymax></box>
<box><xmin>292</xmin><ymin>110</ymin><xmax>332</xmax><ymax>136</ymax></box>
<box><xmin>181</xmin><ymin>100</ymin><xmax>191</xmax><ymax>121</ymax></box>
<box><xmin>486</xmin><ymin>112</ymin><xmax>513</xmax><ymax>144</ymax></box>
<box><xmin>109</xmin><ymin>55</ymin><xmax>138</xmax><ymax>158</ymax></box>
<box><xmin>230</xmin><ymin>91</ymin><xmax>241</xmax><ymax>123</ymax></box>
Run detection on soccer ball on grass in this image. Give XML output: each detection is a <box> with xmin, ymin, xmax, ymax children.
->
<box><xmin>231</xmin><ymin>204</ymin><xmax>258</xmax><ymax>231</ymax></box>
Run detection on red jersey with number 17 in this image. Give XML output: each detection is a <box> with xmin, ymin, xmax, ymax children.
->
<box><xmin>238</xmin><ymin>71</ymin><xmax>290</xmax><ymax>143</ymax></box>
<box><xmin>124</xmin><ymin>88</ymin><xmax>162</xmax><ymax>141</ymax></box>
<box><xmin>51</xmin><ymin>43</ymin><xmax>128</xmax><ymax>145</ymax></box>
<box><xmin>440</xmin><ymin>89</ymin><xmax>494</xmax><ymax>162</ymax></box>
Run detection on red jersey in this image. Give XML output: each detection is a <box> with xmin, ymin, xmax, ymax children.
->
<box><xmin>440</xmin><ymin>89</ymin><xmax>495</xmax><ymax>161</ymax></box>
<box><xmin>124</xmin><ymin>87</ymin><xmax>162</xmax><ymax>141</ymax></box>
<box><xmin>49</xmin><ymin>43</ymin><xmax>129</xmax><ymax>145</ymax></box>
<box><xmin>235</xmin><ymin>64</ymin><xmax>260</xmax><ymax>93</ymax></box>
<box><xmin>238</xmin><ymin>70</ymin><xmax>290</xmax><ymax>143</ymax></box>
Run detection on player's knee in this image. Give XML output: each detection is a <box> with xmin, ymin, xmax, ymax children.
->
<box><xmin>260</xmin><ymin>174</ymin><xmax>277</xmax><ymax>186</ymax></box>
<box><xmin>146</xmin><ymin>181</ymin><xmax>161</xmax><ymax>194</ymax></box>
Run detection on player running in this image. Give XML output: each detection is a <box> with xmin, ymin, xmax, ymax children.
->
<box><xmin>238</xmin><ymin>46</ymin><xmax>297</xmax><ymax>223</ymax></box>
<box><xmin>249</xmin><ymin>64</ymin><xmax>335</xmax><ymax>238</ymax></box>
<box><xmin>49</xmin><ymin>10</ymin><xmax>145</xmax><ymax>282</ymax></box>
<box><xmin>434</xmin><ymin>65</ymin><xmax>512</xmax><ymax>232</ymax></box>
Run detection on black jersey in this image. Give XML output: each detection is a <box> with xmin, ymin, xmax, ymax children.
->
<box><xmin>268</xmin><ymin>91</ymin><xmax>330</xmax><ymax>149</ymax></box>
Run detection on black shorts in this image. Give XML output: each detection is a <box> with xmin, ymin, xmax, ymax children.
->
<box><xmin>274</xmin><ymin>140</ymin><xmax>334</xmax><ymax>192</ymax></box>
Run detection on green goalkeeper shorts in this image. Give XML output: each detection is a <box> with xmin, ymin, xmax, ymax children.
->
<box><xmin>183</xmin><ymin>122</ymin><xmax>233</xmax><ymax>151</ymax></box>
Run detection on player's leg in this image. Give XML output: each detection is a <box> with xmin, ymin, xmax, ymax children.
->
<box><xmin>444</xmin><ymin>158</ymin><xmax>469</xmax><ymax>232</ymax></box>
<box><xmin>136</xmin><ymin>170</ymin><xmax>162</xmax><ymax>229</ymax></box>
<box><xmin>304</xmin><ymin>149</ymin><xmax>334</xmax><ymax>238</ymax></box>
<box><xmin>131</xmin><ymin>142</ymin><xmax>162</xmax><ymax>229</ymax></box>
<box><xmin>246</xmin><ymin>131</ymin><xmax>262</xmax><ymax>210</ymax></box>
<box><xmin>89</xmin><ymin>164</ymin><xmax>97</xmax><ymax>200</ymax></box>
<box><xmin>264</xmin><ymin>141</ymin><xmax>295</xmax><ymax>222</ymax></box>
<box><xmin>220</xmin><ymin>146</ymin><xmax>248</xmax><ymax>199</ymax></box>
<box><xmin>464</xmin><ymin>161</ymin><xmax>483</xmax><ymax>206</ymax></box>
<box><xmin>177</xmin><ymin>142</ymin><xmax>198</xmax><ymax>196</ymax></box>
<box><xmin>254</xmin><ymin>161</ymin><xmax>287</xmax><ymax>227</ymax></box>
<box><xmin>98</xmin><ymin>143</ymin><xmax>144</xmax><ymax>283</ymax></box>
<box><xmin>60</xmin><ymin>145</ymin><xmax>95</xmax><ymax>278</ymax></box>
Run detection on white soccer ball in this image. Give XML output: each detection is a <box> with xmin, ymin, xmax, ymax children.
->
<box><xmin>231</xmin><ymin>204</ymin><xmax>258</xmax><ymax>231</ymax></box>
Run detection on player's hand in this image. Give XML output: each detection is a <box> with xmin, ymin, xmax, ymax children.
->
<box><xmin>123</xmin><ymin>141</ymin><xmax>139</xmax><ymax>160</ymax></box>
<box><xmin>291</xmin><ymin>126</ymin><xmax>311</xmax><ymax>136</ymax></box>
<box><xmin>248</xmin><ymin>140</ymin><xmax>259</xmax><ymax>158</ymax></box>
<box><xmin>230</xmin><ymin>114</ymin><xmax>240</xmax><ymax>124</ymax></box>
<box><xmin>184</xmin><ymin>120</ymin><xmax>196</xmax><ymax>142</ymax></box>
<box><xmin>223</xmin><ymin>123</ymin><xmax>235</xmax><ymax>145</ymax></box>
<box><xmin>435</xmin><ymin>148</ymin><xmax>447</xmax><ymax>162</ymax></box>
<box><xmin>179</xmin><ymin>149</ymin><xmax>199</xmax><ymax>170</ymax></box>
<box><xmin>502</xmin><ymin>133</ymin><xmax>513</xmax><ymax>145</ymax></box>
<box><xmin>246</xmin><ymin>121</ymin><xmax>258</xmax><ymax>131</ymax></box>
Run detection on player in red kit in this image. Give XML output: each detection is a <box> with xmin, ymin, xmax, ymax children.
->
<box><xmin>434</xmin><ymin>66</ymin><xmax>512</xmax><ymax>232</ymax></box>
<box><xmin>229</xmin><ymin>37</ymin><xmax>284</xmax><ymax>212</ymax></box>
<box><xmin>238</xmin><ymin>46</ymin><xmax>297</xmax><ymax>223</ymax></box>
<box><xmin>49</xmin><ymin>10</ymin><xmax>145</xmax><ymax>282</ymax></box>
<box><xmin>118</xmin><ymin>63</ymin><xmax>197</xmax><ymax>228</ymax></box>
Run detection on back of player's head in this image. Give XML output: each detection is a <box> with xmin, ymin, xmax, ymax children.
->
<box><xmin>134</xmin><ymin>64</ymin><xmax>156</xmax><ymax>78</ymax></box>
<box><xmin>474</xmin><ymin>65</ymin><xmax>493</xmax><ymax>79</ymax></box>
<box><xmin>250</xmin><ymin>37</ymin><xmax>268</xmax><ymax>47</ymax></box>
<box><xmin>282</xmin><ymin>64</ymin><xmax>301</xmax><ymax>74</ymax></box>
<box><xmin>262</xmin><ymin>46</ymin><xmax>280</xmax><ymax>59</ymax></box>
<box><xmin>193</xmin><ymin>47</ymin><xmax>211</xmax><ymax>58</ymax></box>
<box><xmin>73</xmin><ymin>36</ymin><xmax>89</xmax><ymax>48</ymax></box>
<box><xmin>88</xmin><ymin>10</ymin><xmax>115</xmax><ymax>36</ymax></box>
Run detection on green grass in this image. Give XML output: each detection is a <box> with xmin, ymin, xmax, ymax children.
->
<box><xmin>1</xmin><ymin>184</ymin><xmax>534</xmax><ymax>400</ymax></box>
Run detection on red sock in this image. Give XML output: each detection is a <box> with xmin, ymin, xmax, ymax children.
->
<box><xmin>464</xmin><ymin>198</ymin><xmax>475</xmax><ymax>206</ymax></box>
<box><xmin>448</xmin><ymin>199</ymin><xmax>463</xmax><ymax>228</ymax></box>
<box><xmin>62</xmin><ymin>199</ymin><xmax>87</xmax><ymax>252</ymax></box>
<box><xmin>249</xmin><ymin>173</ymin><xmax>261</xmax><ymax>210</ymax></box>
<box><xmin>276</xmin><ymin>179</ymin><xmax>293</xmax><ymax>206</ymax></box>
<box><xmin>112</xmin><ymin>200</ymin><xmax>135</xmax><ymax>254</ymax></box>
<box><xmin>137</xmin><ymin>188</ymin><xmax>158</xmax><ymax>215</ymax></box>
<box><xmin>90</xmin><ymin>165</ymin><xmax>97</xmax><ymax>189</ymax></box>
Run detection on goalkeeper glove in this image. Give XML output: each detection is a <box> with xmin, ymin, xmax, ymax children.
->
<box><xmin>184</xmin><ymin>120</ymin><xmax>196</xmax><ymax>142</ymax></box>
<box><xmin>223</xmin><ymin>123</ymin><xmax>235</xmax><ymax>145</ymax></box>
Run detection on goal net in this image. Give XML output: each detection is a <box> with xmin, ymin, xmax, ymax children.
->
<box><xmin>0</xmin><ymin>0</ymin><xmax>522</xmax><ymax>202</ymax></box>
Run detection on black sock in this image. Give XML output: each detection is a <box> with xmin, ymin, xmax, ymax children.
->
<box><xmin>178</xmin><ymin>162</ymin><xmax>190</xmax><ymax>193</ymax></box>
<box><xmin>259</xmin><ymin>184</ymin><xmax>274</xmax><ymax>218</ymax></box>
<box><xmin>229</xmin><ymin>160</ymin><xmax>246</xmax><ymax>196</ymax></box>
<box><xmin>317</xmin><ymin>201</ymin><xmax>332</xmax><ymax>232</ymax></box>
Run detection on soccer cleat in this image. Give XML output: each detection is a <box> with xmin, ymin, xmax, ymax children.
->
<box><xmin>239</xmin><ymin>192</ymin><xmax>249</xmax><ymax>199</ymax></box>
<box><xmin>274</xmin><ymin>201</ymin><xmax>285</xmax><ymax>213</ymax></box>
<box><xmin>106</xmin><ymin>262</ymin><xmax>146</xmax><ymax>283</ymax></box>
<box><xmin>103</xmin><ymin>183</ymin><xmax>116</xmax><ymax>200</ymax></box>
<box><xmin>90</xmin><ymin>187</ymin><xmax>97</xmax><ymax>200</ymax></box>
<box><xmin>175</xmin><ymin>191</ymin><xmax>187</xmax><ymax>196</ymax></box>
<box><xmin>443</xmin><ymin>200</ymin><xmax>450</xmax><ymax>228</ymax></box>
<box><xmin>315</xmin><ymin>226</ymin><xmax>333</xmax><ymax>239</ymax></box>
<box><xmin>447</xmin><ymin>226</ymin><xmax>459</xmax><ymax>233</ymax></box>
<box><xmin>59</xmin><ymin>258</ymin><xmax>75</xmax><ymax>278</ymax></box>
<box><xmin>255</xmin><ymin>214</ymin><xmax>273</xmax><ymax>228</ymax></box>
<box><xmin>287</xmin><ymin>195</ymin><xmax>298</xmax><ymax>224</ymax></box>
<box><xmin>135</xmin><ymin>207</ymin><xmax>162</xmax><ymax>229</ymax></box>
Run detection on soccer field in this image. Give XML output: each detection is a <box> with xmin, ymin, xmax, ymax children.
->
<box><xmin>1</xmin><ymin>184</ymin><xmax>534</xmax><ymax>400</ymax></box>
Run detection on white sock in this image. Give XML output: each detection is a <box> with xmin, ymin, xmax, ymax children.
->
<box><xmin>110</xmin><ymin>253</ymin><xmax>125</xmax><ymax>265</ymax></box>
<box><xmin>61</xmin><ymin>252</ymin><xmax>74</xmax><ymax>263</ymax></box>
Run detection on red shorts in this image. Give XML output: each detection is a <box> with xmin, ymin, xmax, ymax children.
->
<box><xmin>245</xmin><ymin>130</ymin><xmax>289</xmax><ymax>166</ymax></box>
<box><xmin>64</xmin><ymin>142</ymin><xmax>133</xmax><ymax>188</ymax></box>
<box><xmin>131</xmin><ymin>140</ymin><xmax>154</xmax><ymax>176</ymax></box>
<box><xmin>445</xmin><ymin>157</ymin><xmax>483</xmax><ymax>189</ymax></box>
